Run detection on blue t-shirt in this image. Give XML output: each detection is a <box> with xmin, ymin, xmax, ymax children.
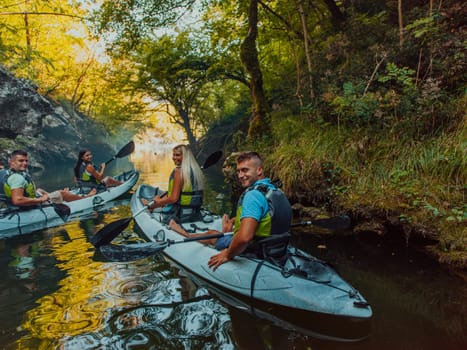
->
<box><xmin>239</xmin><ymin>178</ymin><xmax>274</xmax><ymax>222</ymax></box>
<box><xmin>216</xmin><ymin>179</ymin><xmax>272</xmax><ymax>250</ymax></box>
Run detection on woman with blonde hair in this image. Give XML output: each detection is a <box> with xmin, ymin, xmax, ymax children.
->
<box><xmin>142</xmin><ymin>144</ymin><xmax>204</xmax><ymax>223</ymax></box>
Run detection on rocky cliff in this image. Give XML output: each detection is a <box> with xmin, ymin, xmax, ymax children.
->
<box><xmin>0</xmin><ymin>66</ymin><xmax>114</xmax><ymax>171</ymax></box>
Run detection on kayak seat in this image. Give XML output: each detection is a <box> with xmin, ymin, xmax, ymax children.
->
<box><xmin>115</xmin><ymin>170</ymin><xmax>136</xmax><ymax>182</ymax></box>
<box><xmin>140</xmin><ymin>185</ymin><xmax>157</xmax><ymax>200</ymax></box>
<box><xmin>0</xmin><ymin>197</ymin><xmax>8</xmax><ymax>210</ymax></box>
<box><xmin>244</xmin><ymin>233</ymin><xmax>291</xmax><ymax>263</ymax></box>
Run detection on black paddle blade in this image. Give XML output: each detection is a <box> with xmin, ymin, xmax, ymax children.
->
<box><xmin>116</xmin><ymin>140</ymin><xmax>135</xmax><ymax>158</ymax></box>
<box><xmin>105</xmin><ymin>141</ymin><xmax>135</xmax><ymax>165</ymax></box>
<box><xmin>201</xmin><ymin>151</ymin><xmax>222</xmax><ymax>169</ymax></box>
<box><xmin>53</xmin><ymin>203</ymin><xmax>71</xmax><ymax>221</ymax></box>
<box><xmin>99</xmin><ymin>242</ymin><xmax>168</xmax><ymax>262</ymax></box>
<box><xmin>313</xmin><ymin>215</ymin><xmax>351</xmax><ymax>229</ymax></box>
<box><xmin>90</xmin><ymin>217</ymin><xmax>133</xmax><ymax>247</ymax></box>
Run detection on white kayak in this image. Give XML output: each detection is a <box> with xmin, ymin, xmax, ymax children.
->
<box><xmin>0</xmin><ymin>170</ymin><xmax>139</xmax><ymax>239</ymax></box>
<box><xmin>127</xmin><ymin>184</ymin><xmax>373</xmax><ymax>341</ymax></box>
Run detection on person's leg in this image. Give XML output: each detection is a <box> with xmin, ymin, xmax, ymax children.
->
<box><xmin>222</xmin><ymin>214</ymin><xmax>234</xmax><ymax>232</ymax></box>
<box><xmin>102</xmin><ymin>176</ymin><xmax>122</xmax><ymax>187</ymax></box>
<box><xmin>59</xmin><ymin>188</ymin><xmax>96</xmax><ymax>202</ymax></box>
<box><xmin>168</xmin><ymin>219</ymin><xmax>220</xmax><ymax>246</ymax></box>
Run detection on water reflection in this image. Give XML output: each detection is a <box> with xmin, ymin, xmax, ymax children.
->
<box><xmin>0</xmin><ymin>147</ymin><xmax>465</xmax><ymax>350</ymax></box>
<box><xmin>106</xmin><ymin>285</ymin><xmax>234</xmax><ymax>349</ymax></box>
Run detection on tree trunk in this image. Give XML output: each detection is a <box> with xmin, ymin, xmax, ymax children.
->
<box><xmin>296</xmin><ymin>0</ymin><xmax>314</xmax><ymax>100</ymax></box>
<box><xmin>398</xmin><ymin>0</ymin><xmax>404</xmax><ymax>48</ymax></box>
<box><xmin>180</xmin><ymin>109</ymin><xmax>198</xmax><ymax>153</ymax></box>
<box><xmin>23</xmin><ymin>1</ymin><xmax>31</xmax><ymax>62</ymax></box>
<box><xmin>240</xmin><ymin>0</ymin><xmax>270</xmax><ymax>140</ymax></box>
<box><xmin>169</xmin><ymin>103</ymin><xmax>199</xmax><ymax>154</ymax></box>
<box><xmin>322</xmin><ymin>0</ymin><xmax>346</xmax><ymax>28</ymax></box>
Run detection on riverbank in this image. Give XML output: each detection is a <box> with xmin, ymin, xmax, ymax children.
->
<box><xmin>241</xmin><ymin>116</ymin><xmax>466</xmax><ymax>273</ymax></box>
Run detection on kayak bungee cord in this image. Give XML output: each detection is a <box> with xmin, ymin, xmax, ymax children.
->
<box><xmin>38</xmin><ymin>204</ymin><xmax>48</xmax><ymax>227</ymax></box>
<box><xmin>250</xmin><ymin>260</ymin><xmax>266</xmax><ymax>299</ymax></box>
<box><xmin>254</xmin><ymin>247</ymin><xmax>370</xmax><ymax>304</ymax></box>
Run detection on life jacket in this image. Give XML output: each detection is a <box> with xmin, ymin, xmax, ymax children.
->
<box><xmin>78</xmin><ymin>162</ymin><xmax>99</xmax><ymax>183</ymax></box>
<box><xmin>0</xmin><ymin>169</ymin><xmax>8</xmax><ymax>205</ymax></box>
<box><xmin>164</xmin><ymin>167</ymin><xmax>203</xmax><ymax>223</ymax></box>
<box><xmin>235</xmin><ymin>181</ymin><xmax>292</xmax><ymax>262</ymax></box>
<box><xmin>0</xmin><ymin>168</ymin><xmax>36</xmax><ymax>204</ymax></box>
<box><xmin>234</xmin><ymin>181</ymin><xmax>292</xmax><ymax>239</ymax></box>
<box><xmin>168</xmin><ymin>168</ymin><xmax>203</xmax><ymax>208</ymax></box>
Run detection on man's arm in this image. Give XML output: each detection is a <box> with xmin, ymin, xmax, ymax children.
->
<box><xmin>208</xmin><ymin>217</ymin><xmax>257</xmax><ymax>271</ymax></box>
<box><xmin>11</xmin><ymin>188</ymin><xmax>48</xmax><ymax>206</ymax></box>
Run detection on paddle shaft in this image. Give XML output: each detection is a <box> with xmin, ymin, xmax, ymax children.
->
<box><xmin>104</xmin><ymin>141</ymin><xmax>135</xmax><ymax>165</ymax></box>
<box><xmin>99</xmin><ymin>232</ymin><xmax>232</xmax><ymax>261</ymax></box>
<box><xmin>168</xmin><ymin>232</ymin><xmax>229</xmax><ymax>245</ymax></box>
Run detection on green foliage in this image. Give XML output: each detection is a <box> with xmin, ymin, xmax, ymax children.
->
<box><xmin>377</xmin><ymin>63</ymin><xmax>416</xmax><ymax>89</ymax></box>
<box><xmin>406</xmin><ymin>15</ymin><xmax>440</xmax><ymax>42</ymax></box>
<box><xmin>329</xmin><ymin>82</ymin><xmax>379</xmax><ymax>126</ymax></box>
<box><xmin>93</xmin><ymin>0</ymin><xmax>197</xmax><ymax>50</ymax></box>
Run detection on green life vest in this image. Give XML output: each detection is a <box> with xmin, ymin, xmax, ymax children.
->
<box><xmin>78</xmin><ymin>162</ymin><xmax>100</xmax><ymax>183</ymax></box>
<box><xmin>167</xmin><ymin>167</ymin><xmax>203</xmax><ymax>209</ymax></box>
<box><xmin>234</xmin><ymin>182</ymin><xmax>292</xmax><ymax>239</ymax></box>
<box><xmin>0</xmin><ymin>168</ymin><xmax>36</xmax><ymax>203</ymax></box>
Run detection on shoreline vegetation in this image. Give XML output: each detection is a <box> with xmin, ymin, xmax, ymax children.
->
<box><xmin>254</xmin><ymin>116</ymin><xmax>465</xmax><ymax>273</ymax></box>
<box><xmin>1</xmin><ymin>1</ymin><xmax>465</xmax><ymax>274</ymax></box>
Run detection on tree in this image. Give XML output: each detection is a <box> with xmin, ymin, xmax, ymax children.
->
<box><xmin>239</xmin><ymin>0</ymin><xmax>270</xmax><ymax>139</ymax></box>
<box><xmin>133</xmin><ymin>33</ymin><xmax>221</xmax><ymax>152</ymax></box>
<box><xmin>94</xmin><ymin>0</ymin><xmax>274</xmax><ymax>141</ymax></box>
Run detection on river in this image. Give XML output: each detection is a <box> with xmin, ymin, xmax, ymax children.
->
<box><xmin>0</xmin><ymin>145</ymin><xmax>465</xmax><ymax>349</ymax></box>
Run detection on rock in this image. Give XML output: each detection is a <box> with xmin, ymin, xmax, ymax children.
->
<box><xmin>291</xmin><ymin>203</ymin><xmax>328</xmax><ymax>219</ymax></box>
<box><xmin>353</xmin><ymin>220</ymin><xmax>387</xmax><ymax>236</ymax></box>
<box><xmin>0</xmin><ymin>65</ymin><xmax>114</xmax><ymax>168</ymax></box>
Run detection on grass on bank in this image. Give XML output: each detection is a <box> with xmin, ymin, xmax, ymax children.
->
<box><xmin>261</xmin><ymin>115</ymin><xmax>466</xmax><ymax>265</ymax></box>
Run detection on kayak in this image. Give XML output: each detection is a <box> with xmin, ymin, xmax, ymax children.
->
<box><xmin>129</xmin><ymin>184</ymin><xmax>373</xmax><ymax>341</ymax></box>
<box><xmin>0</xmin><ymin>170</ymin><xmax>139</xmax><ymax>239</ymax></box>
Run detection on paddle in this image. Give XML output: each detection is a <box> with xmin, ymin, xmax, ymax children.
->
<box><xmin>99</xmin><ymin>232</ymin><xmax>228</xmax><ymax>262</ymax></box>
<box><xmin>291</xmin><ymin>215</ymin><xmax>351</xmax><ymax>230</ymax></box>
<box><xmin>200</xmin><ymin>150</ymin><xmax>222</xmax><ymax>169</ymax></box>
<box><xmin>90</xmin><ymin>199</ymin><xmax>154</xmax><ymax>247</ymax></box>
<box><xmin>49</xmin><ymin>202</ymin><xmax>71</xmax><ymax>221</ymax></box>
<box><xmin>91</xmin><ymin>150</ymin><xmax>223</xmax><ymax>247</ymax></box>
<box><xmin>104</xmin><ymin>140</ymin><xmax>135</xmax><ymax>165</ymax></box>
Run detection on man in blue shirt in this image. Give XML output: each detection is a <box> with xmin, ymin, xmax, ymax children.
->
<box><xmin>169</xmin><ymin>151</ymin><xmax>292</xmax><ymax>270</ymax></box>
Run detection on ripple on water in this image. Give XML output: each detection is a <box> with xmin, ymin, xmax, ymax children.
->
<box><xmin>106</xmin><ymin>298</ymin><xmax>234</xmax><ymax>349</ymax></box>
<box><xmin>25</xmin><ymin>308</ymin><xmax>103</xmax><ymax>339</ymax></box>
<box><xmin>99</xmin><ymin>266</ymin><xmax>170</xmax><ymax>304</ymax></box>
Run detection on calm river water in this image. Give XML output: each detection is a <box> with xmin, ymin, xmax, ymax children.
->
<box><xmin>0</xmin><ymin>144</ymin><xmax>465</xmax><ymax>349</ymax></box>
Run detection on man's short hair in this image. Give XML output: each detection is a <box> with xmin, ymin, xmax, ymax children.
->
<box><xmin>11</xmin><ymin>150</ymin><xmax>28</xmax><ymax>158</ymax></box>
<box><xmin>236</xmin><ymin>151</ymin><xmax>263</xmax><ymax>166</ymax></box>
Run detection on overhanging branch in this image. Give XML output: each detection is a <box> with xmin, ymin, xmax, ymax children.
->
<box><xmin>0</xmin><ymin>12</ymin><xmax>84</xmax><ymax>20</ymax></box>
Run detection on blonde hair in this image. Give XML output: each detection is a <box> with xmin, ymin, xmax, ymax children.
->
<box><xmin>173</xmin><ymin>144</ymin><xmax>204</xmax><ymax>191</ymax></box>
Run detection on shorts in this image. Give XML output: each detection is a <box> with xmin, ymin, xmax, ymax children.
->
<box><xmin>215</xmin><ymin>234</ymin><xmax>233</xmax><ymax>250</ymax></box>
<box><xmin>48</xmin><ymin>191</ymin><xmax>63</xmax><ymax>204</ymax></box>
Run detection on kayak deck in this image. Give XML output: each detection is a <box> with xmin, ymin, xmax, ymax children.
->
<box><xmin>131</xmin><ymin>184</ymin><xmax>373</xmax><ymax>341</ymax></box>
